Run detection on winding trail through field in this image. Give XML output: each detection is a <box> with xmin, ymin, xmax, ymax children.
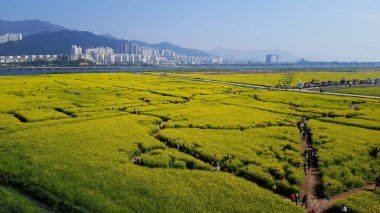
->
<box><xmin>145</xmin><ymin>75</ymin><xmax>380</xmax><ymax>212</ymax></box>
<box><xmin>300</xmin><ymin>131</ymin><xmax>375</xmax><ymax>213</ymax></box>
<box><xmin>149</xmin><ymin>119</ymin><xmax>218</xmax><ymax>171</ymax></box>
<box><xmin>129</xmin><ymin>77</ymin><xmax>379</xmax><ymax>212</ymax></box>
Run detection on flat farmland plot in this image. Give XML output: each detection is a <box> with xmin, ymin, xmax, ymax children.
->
<box><xmin>0</xmin><ymin>72</ymin><xmax>379</xmax><ymax>212</ymax></box>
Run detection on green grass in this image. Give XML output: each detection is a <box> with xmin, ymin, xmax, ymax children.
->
<box><xmin>325</xmin><ymin>86</ymin><xmax>380</xmax><ymax>97</ymax></box>
<box><xmin>310</xmin><ymin>120</ymin><xmax>380</xmax><ymax>196</ymax></box>
<box><xmin>327</xmin><ymin>189</ymin><xmax>380</xmax><ymax>213</ymax></box>
<box><xmin>0</xmin><ymin>186</ymin><xmax>46</xmax><ymax>213</ymax></box>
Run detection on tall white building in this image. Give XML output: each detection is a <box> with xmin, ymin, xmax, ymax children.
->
<box><xmin>8</xmin><ymin>33</ymin><xmax>22</xmax><ymax>41</ymax></box>
<box><xmin>0</xmin><ymin>36</ymin><xmax>7</xmax><ymax>43</ymax></box>
<box><xmin>86</xmin><ymin>47</ymin><xmax>113</xmax><ymax>55</ymax></box>
<box><xmin>161</xmin><ymin>49</ymin><xmax>176</xmax><ymax>59</ymax></box>
<box><xmin>266</xmin><ymin>54</ymin><xmax>279</xmax><ymax>64</ymax></box>
<box><xmin>125</xmin><ymin>43</ymin><xmax>139</xmax><ymax>54</ymax></box>
<box><xmin>105</xmin><ymin>54</ymin><xmax>115</xmax><ymax>64</ymax></box>
<box><xmin>71</xmin><ymin>45</ymin><xmax>82</xmax><ymax>55</ymax></box>
<box><xmin>0</xmin><ymin>33</ymin><xmax>22</xmax><ymax>43</ymax></box>
<box><xmin>70</xmin><ymin>45</ymin><xmax>83</xmax><ymax>60</ymax></box>
<box><xmin>115</xmin><ymin>54</ymin><xmax>123</xmax><ymax>63</ymax></box>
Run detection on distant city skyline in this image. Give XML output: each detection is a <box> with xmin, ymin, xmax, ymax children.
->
<box><xmin>1</xmin><ymin>0</ymin><xmax>380</xmax><ymax>61</ymax></box>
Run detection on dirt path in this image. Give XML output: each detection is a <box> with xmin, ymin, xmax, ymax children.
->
<box><xmin>329</xmin><ymin>184</ymin><xmax>375</xmax><ymax>202</ymax></box>
<box><xmin>300</xmin><ymin>134</ymin><xmax>375</xmax><ymax>213</ymax></box>
<box><xmin>301</xmin><ymin>137</ymin><xmax>329</xmax><ymax>212</ymax></box>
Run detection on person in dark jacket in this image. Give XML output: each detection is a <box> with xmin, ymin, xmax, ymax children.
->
<box><xmin>301</xmin><ymin>195</ymin><xmax>308</xmax><ymax>208</ymax></box>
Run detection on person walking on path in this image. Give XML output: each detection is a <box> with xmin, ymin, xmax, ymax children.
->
<box><xmin>303</xmin><ymin>149</ymin><xmax>308</xmax><ymax>159</ymax></box>
<box><xmin>216</xmin><ymin>162</ymin><xmax>220</xmax><ymax>171</ymax></box>
<box><xmin>301</xmin><ymin>195</ymin><xmax>308</xmax><ymax>208</ymax></box>
<box><xmin>303</xmin><ymin>162</ymin><xmax>307</xmax><ymax>175</ymax></box>
<box><xmin>290</xmin><ymin>193</ymin><xmax>295</xmax><ymax>203</ymax></box>
<box><xmin>341</xmin><ymin>204</ymin><xmax>348</xmax><ymax>212</ymax></box>
<box><xmin>295</xmin><ymin>192</ymin><xmax>299</xmax><ymax>206</ymax></box>
<box><xmin>307</xmin><ymin>157</ymin><xmax>311</xmax><ymax>170</ymax></box>
<box><xmin>375</xmin><ymin>175</ymin><xmax>380</xmax><ymax>189</ymax></box>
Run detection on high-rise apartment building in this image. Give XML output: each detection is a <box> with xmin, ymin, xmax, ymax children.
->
<box><xmin>70</xmin><ymin>45</ymin><xmax>83</xmax><ymax>60</ymax></box>
<box><xmin>86</xmin><ymin>47</ymin><xmax>113</xmax><ymax>55</ymax></box>
<box><xmin>265</xmin><ymin>54</ymin><xmax>279</xmax><ymax>64</ymax></box>
<box><xmin>125</xmin><ymin>43</ymin><xmax>139</xmax><ymax>54</ymax></box>
<box><xmin>0</xmin><ymin>33</ymin><xmax>23</xmax><ymax>43</ymax></box>
<box><xmin>8</xmin><ymin>33</ymin><xmax>22</xmax><ymax>41</ymax></box>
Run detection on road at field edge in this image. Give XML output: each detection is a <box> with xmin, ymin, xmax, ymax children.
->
<box><xmin>161</xmin><ymin>75</ymin><xmax>380</xmax><ymax>100</ymax></box>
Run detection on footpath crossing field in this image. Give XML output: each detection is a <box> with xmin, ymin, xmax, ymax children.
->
<box><xmin>0</xmin><ymin>72</ymin><xmax>379</xmax><ymax>212</ymax></box>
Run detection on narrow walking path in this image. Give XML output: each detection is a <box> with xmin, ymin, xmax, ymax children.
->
<box><xmin>299</xmin><ymin>118</ymin><xmax>376</xmax><ymax>213</ymax></box>
<box><xmin>301</xmin><ymin>137</ymin><xmax>329</xmax><ymax>212</ymax></box>
<box><xmin>329</xmin><ymin>184</ymin><xmax>375</xmax><ymax>202</ymax></box>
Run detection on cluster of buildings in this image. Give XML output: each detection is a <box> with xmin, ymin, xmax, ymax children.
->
<box><xmin>0</xmin><ymin>54</ymin><xmax>58</xmax><ymax>64</ymax></box>
<box><xmin>266</xmin><ymin>54</ymin><xmax>279</xmax><ymax>64</ymax></box>
<box><xmin>70</xmin><ymin>43</ymin><xmax>223</xmax><ymax>66</ymax></box>
<box><xmin>0</xmin><ymin>33</ymin><xmax>23</xmax><ymax>44</ymax></box>
<box><xmin>220</xmin><ymin>54</ymin><xmax>280</xmax><ymax>64</ymax></box>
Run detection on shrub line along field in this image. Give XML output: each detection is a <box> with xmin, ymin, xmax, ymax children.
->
<box><xmin>0</xmin><ymin>185</ymin><xmax>49</xmax><ymax>213</ymax></box>
<box><xmin>0</xmin><ymin>71</ymin><xmax>379</xmax><ymax>212</ymax></box>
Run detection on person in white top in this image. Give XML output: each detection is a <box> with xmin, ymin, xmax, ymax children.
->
<box><xmin>341</xmin><ymin>204</ymin><xmax>348</xmax><ymax>212</ymax></box>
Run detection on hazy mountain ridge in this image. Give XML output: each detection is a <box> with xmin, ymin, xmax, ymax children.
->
<box><xmin>130</xmin><ymin>40</ymin><xmax>211</xmax><ymax>57</ymax></box>
<box><xmin>0</xmin><ymin>19</ymin><xmax>300</xmax><ymax>60</ymax></box>
<box><xmin>0</xmin><ymin>19</ymin><xmax>211</xmax><ymax>57</ymax></box>
<box><xmin>99</xmin><ymin>34</ymin><xmax>119</xmax><ymax>40</ymax></box>
<box><xmin>0</xmin><ymin>20</ymin><xmax>67</xmax><ymax>36</ymax></box>
<box><xmin>0</xmin><ymin>30</ymin><xmax>123</xmax><ymax>55</ymax></box>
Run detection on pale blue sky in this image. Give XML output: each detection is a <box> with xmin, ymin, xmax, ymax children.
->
<box><xmin>1</xmin><ymin>0</ymin><xmax>380</xmax><ymax>61</ymax></box>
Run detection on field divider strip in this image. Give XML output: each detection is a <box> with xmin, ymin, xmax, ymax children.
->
<box><xmin>134</xmin><ymin>114</ymin><xmax>301</xmax><ymax>198</ymax></box>
<box><xmin>0</xmin><ymin>174</ymin><xmax>83</xmax><ymax>212</ymax></box>
<box><xmin>161</xmin><ymin>74</ymin><xmax>380</xmax><ymax>100</ymax></box>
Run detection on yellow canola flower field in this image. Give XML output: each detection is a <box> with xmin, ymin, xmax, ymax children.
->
<box><xmin>329</xmin><ymin>189</ymin><xmax>380</xmax><ymax>213</ymax></box>
<box><xmin>0</xmin><ymin>72</ymin><xmax>379</xmax><ymax>212</ymax></box>
<box><xmin>309</xmin><ymin>120</ymin><xmax>380</xmax><ymax>196</ymax></box>
<box><xmin>0</xmin><ymin>73</ymin><xmax>304</xmax><ymax>212</ymax></box>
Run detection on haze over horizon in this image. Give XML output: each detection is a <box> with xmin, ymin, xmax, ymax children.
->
<box><xmin>1</xmin><ymin>0</ymin><xmax>380</xmax><ymax>62</ymax></box>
